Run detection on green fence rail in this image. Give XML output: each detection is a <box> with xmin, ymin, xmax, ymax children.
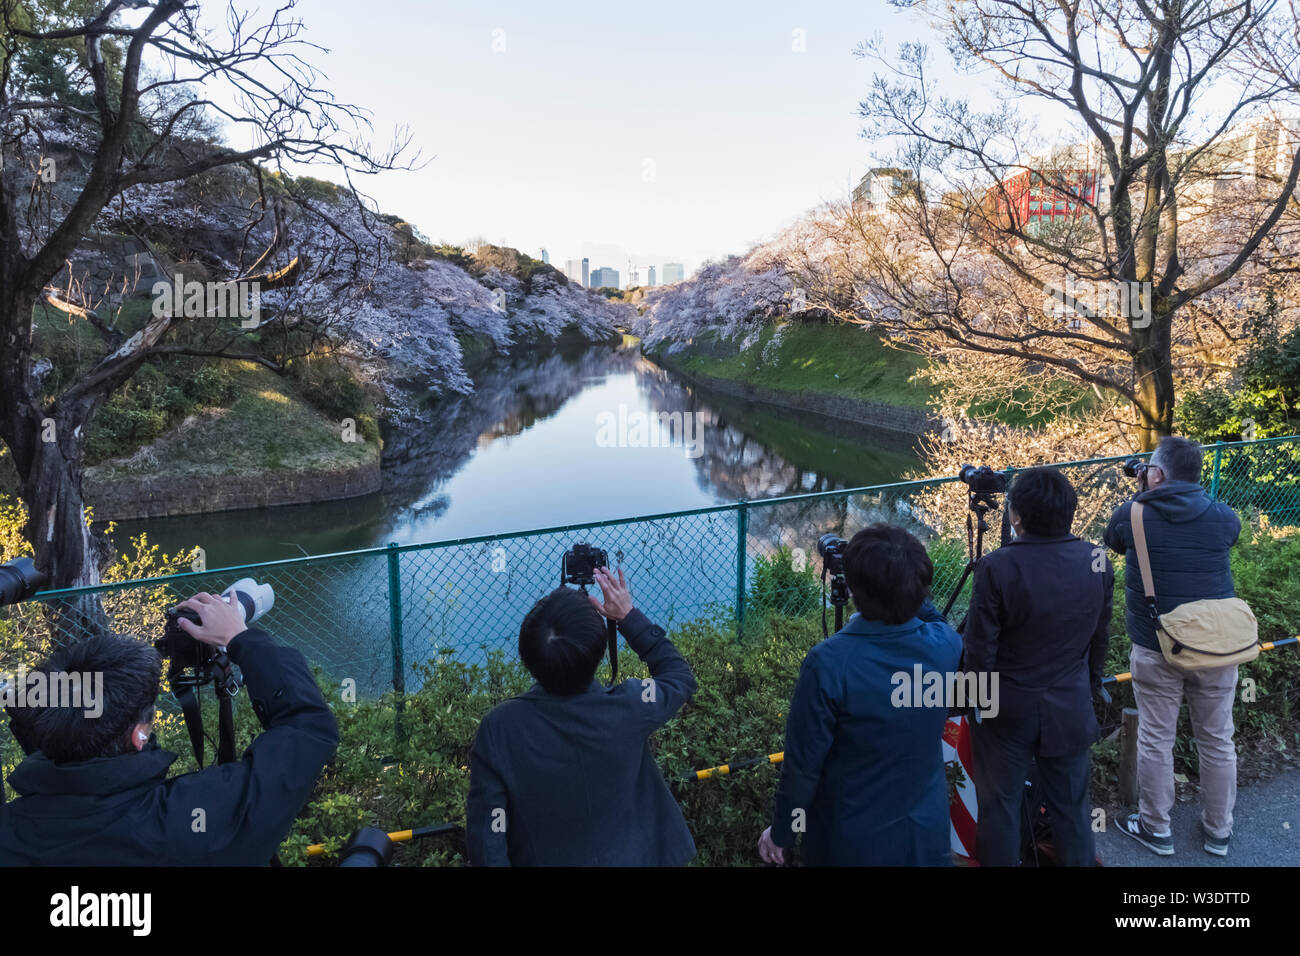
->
<box><xmin>4</xmin><ymin>436</ymin><xmax>1299</xmax><ymax>722</ymax></box>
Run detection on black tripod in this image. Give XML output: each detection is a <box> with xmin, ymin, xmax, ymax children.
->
<box><xmin>821</xmin><ymin>564</ymin><xmax>851</xmax><ymax>637</ymax></box>
<box><xmin>942</xmin><ymin>488</ymin><xmax>1012</xmax><ymax>626</ymax></box>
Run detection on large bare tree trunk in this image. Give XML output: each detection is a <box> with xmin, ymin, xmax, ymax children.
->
<box><xmin>1132</xmin><ymin>318</ymin><xmax>1175</xmax><ymax>452</ymax></box>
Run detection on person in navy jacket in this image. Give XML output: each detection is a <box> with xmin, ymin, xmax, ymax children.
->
<box><xmin>467</xmin><ymin>567</ymin><xmax>697</xmax><ymax>866</ymax></box>
<box><xmin>758</xmin><ymin>523</ymin><xmax>962</xmax><ymax>866</ymax></box>
<box><xmin>963</xmin><ymin>466</ymin><xmax>1113</xmax><ymax>866</ymax></box>
<box><xmin>1103</xmin><ymin>435</ymin><xmax>1242</xmax><ymax>857</ymax></box>
<box><xmin>0</xmin><ymin>592</ymin><xmax>338</xmax><ymax>865</ymax></box>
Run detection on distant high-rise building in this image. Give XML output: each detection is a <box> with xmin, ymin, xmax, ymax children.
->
<box><xmin>662</xmin><ymin>263</ymin><xmax>685</xmax><ymax>284</ymax></box>
<box><xmin>582</xmin><ymin>257</ymin><xmax>589</xmax><ymax>288</ymax></box>
<box><xmin>629</xmin><ymin>264</ymin><xmax>640</xmax><ymax>287</ymax></box>
<box><xmin>562</xmin><ymin>257</ymin><xmax>590</xmax><ymax>286</ymax></box>
<box><xmin>852</xmin><ymin>168</ymin><xmax>919</xmax><ymax>216</ymax></box>
<box><xmin>647</xmin><ymin>265</ymin><xmax>656</xmax><ymax>287</ymax></box>
<box><xmin>540</xmin><ymin>248</ymin><xmax>550</xmax><ymax>264</ymax></box>
<box><xmin>590</xmin><ymin>266</ymin><xmax>619</xmax><ymax>289</ymax></box>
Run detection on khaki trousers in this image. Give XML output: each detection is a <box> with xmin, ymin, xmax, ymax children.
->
<box><xmin>1129</xmin><ymin>644</ymin><xmax>1238</xmax><ymax>840</ymax></box>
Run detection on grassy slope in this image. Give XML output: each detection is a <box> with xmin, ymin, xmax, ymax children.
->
<box><xmin>656</xmin><ymin>323</ymin><xmax>934</xmax><ymax>408</ymax></box>
<box><xmin>655</xmin><ymin>322</ymin><xmax>1095</xmax><ymax>427</ymax></box>
<box><xmin>88</xmin><ymin>362</ymin><xmax>377</xmax><ymax>483</ymax></box>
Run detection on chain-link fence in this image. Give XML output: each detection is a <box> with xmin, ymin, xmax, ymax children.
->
<box><xmin>5</xmin><ymin>436</ymin><xmax>1298</xmax><ymax>723</ymax></box>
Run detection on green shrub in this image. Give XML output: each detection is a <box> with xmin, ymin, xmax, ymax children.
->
<box><xmin>288</xmin><ymin>356</ymin><xmax>380</xmax><ymax>442</ymax></box>
<box><xmin>183</xmin><ymin>363</ymin><xmax>239</xmax><ymax>407</ymax></box>
<box><xmin>85</xmin><ymin>403</ymin><xmax>168</xmax><ymax>462</ymax></box>
<box><xmin>747</xmin><ymin>545</ymin><xmax>819</xmax><ymax>618</ymax></box>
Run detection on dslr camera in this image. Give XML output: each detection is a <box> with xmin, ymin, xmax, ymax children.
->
<box><xmin>156</xmin><ymin>578</ymin><xmax>274</xmax><ymax>681</ymax></box>
<box><xmin>817</xmin><ymin>533</ymin><xmax>847</xmax><ymax>576</ymax></box>
<box><xmin>0</xmin><ymin>557</ymin><xmax>47</xmax><ymax>607</ymax></box>
<box><xmin>1122</xmin><ymin>457</ymin><xmax>1149</xmax><ymax>479</ymax></box>
<box><xmin>561</xmin><ymin>542</ymin><xmax>608</xmax><ymax>587</ymax></box>
<box><xmin>958</xmin><ymin>464</ymin><xmax>1009</xmax><ymax>494</ymax></box>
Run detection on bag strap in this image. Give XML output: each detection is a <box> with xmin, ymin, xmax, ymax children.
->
<box><xmin>1130</xmin><ymin>502</ymin><xmax>1163</xmax><ymax>625</ymax></box>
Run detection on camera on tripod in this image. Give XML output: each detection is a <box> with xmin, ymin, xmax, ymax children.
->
<box><xmin>943</xmin><ymin>463</ymin><xmax>1013</xmax><ymax>624</ymax></box>
<box><xmin>156</xmin><ymin>578</ymin><xmax>273</xmax><ymax>685</ymax></box>
<box><xmin>559</xmin><ymin>543</ymin><xmax>619</xmax><ymax>684</ymax></box>
<box><xmin>0</xmin><ymin>557</ymin><xmax>47</xmax><ymax>607</ymax></box>
<box><xmin>958</xmin><ymin>464</ymin><xmax>1009</xmax><ymax>494</ymax></box>
<box><xmin>817</xmin><ymin>534</ymin><xmax>846</xmax><ymax>576</ymax></box>
<box><xmin>815</xmin><ymin>533</ymin><xmax>851</xmax><ymax>636</ymax></box>
<box><xmin>157</xmin><ymin>578</ymin><xmax>273</xmax><ymax>769</ymax></box>
<box><xmin>561</xmin><ymin>542</ymin><xmax>608</xmax><ymax>587</ymax></box>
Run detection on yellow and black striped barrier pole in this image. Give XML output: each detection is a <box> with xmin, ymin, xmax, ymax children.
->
<box><xmin>1102</xmin><ymin>635</ymin><xmax>1297</xmax><ymax>685</ymax></box>
<box><xmin>683</xmin><ymin>636</ymin><xmax>1299</xmax><ymax>783</ymax></box>
<box><xmin>306</xmin><ymin>822</ymin><xmax>460</xmax><ymax>858</ymax></box>
<box><xmin>306</xmin><ymin>636</ymin><xmax>1299</xmax><ymax>846</ymax></box>
<box><xmin>685</xmin><ymin>751</ymin><xmax>784</xmax><ymax>782</ymax></box>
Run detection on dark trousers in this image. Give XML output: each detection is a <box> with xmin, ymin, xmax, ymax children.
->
<box><xmin>969</xmin><ymin>712</ymin><xmax>1095</xmax><ymax>866</ymax></box>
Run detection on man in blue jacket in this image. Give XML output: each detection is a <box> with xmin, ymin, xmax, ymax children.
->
<box><xmin>758</xmin><ymin>523</ymin><xmax>962</xmax><ymax>866</ymax></box>
<box><xmin>1104</xmin><ymin>435</ymin><xmax>1243</xmax><ymax>857</ymax></box>
<box><xmin>467</xmin><ymin>566</ymin><xmax>697</xmax><ymax>865</ymax></box>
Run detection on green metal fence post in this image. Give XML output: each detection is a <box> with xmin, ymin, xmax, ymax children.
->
<box><xmin>387</xmin><ymin>542</ymin><xmax>407</xmax><ymax>746</ymax></box>
<box><xmin>735</xmin><ymin>501</ymin><xmax>749</xmax><ymax>638</ymax></box>
<box><xmin>1210</xmin><ymin>441</ymin><xmax>1225</xmax><ymax>500</ymax></box>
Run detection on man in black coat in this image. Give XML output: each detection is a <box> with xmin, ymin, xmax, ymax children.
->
<box><xmin>0</xmin><ymin>591</ymin><xmax>338</xmax><ymax>865</ymax></box>
<box><xmin>1103</xmin><ymin>435</ymin><xmax>1242</xmax><ymax>857</ymax></box>
<box><xmin>963</xmin><ymin>467</ymin><xmax>1113</xmax><ymax>866</ymax></box>
<box><xmin>467</xmin><ymin>567</ymin><xmax>697</xmax><ymax>866</ymax></box>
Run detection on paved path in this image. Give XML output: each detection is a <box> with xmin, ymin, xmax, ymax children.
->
<box><xmin>1097</xmin><ymin>770</ymin><xmax>1300</xmax><ymax>866</ymax></box>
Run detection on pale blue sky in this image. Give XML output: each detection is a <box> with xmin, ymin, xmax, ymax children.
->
<box><xmin>192</xmin><ymin>0</ymin><xmax>1013</xmax><ymax>282</ymax></box>
<box><xmin>258</xmin><ymin>0</ymin><xmax>968</xmax><ymax>281</ymax></box>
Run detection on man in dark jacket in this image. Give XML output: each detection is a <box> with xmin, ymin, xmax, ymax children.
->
<box><xmin>964</xmin><ymin>467</ymin><xmax>1113</xmax><ymax>866</ymax></box>
<box><xmin>758</xmin><ymin>523</ymin><xmax>962</xmax><ymax>866</ymax></box>
<box><xmin>467</xmin><ymin>566</ymin><xmax>696</xmax><ymax>865</ymax></box>
<box><xmin>1104</xmin><ymin>435</ymin><xmax>1242</xmax><ymax>857</ymax></box>
<box><xmin>0</xmin><ymin>591</ymin><xmax>339</xmax><ymax>865</ymax></box>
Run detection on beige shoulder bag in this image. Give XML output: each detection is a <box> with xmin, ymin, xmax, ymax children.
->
<box><xmin>1130</xmin><ymin>501</ymin><xmax>1259</xmax><ymax>671</ymax></box>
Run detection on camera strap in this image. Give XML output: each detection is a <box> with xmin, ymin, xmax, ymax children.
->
<box><xmin>606</xmin><ymin>618</ymin><xmax>619</xmax><ymax>685</ymax></box>
<box><xmin>1129</xmin><ymin>502</ymin><xmax>1164</xmax><ymax>625</ymax></box>
<box><xmin>212</xmin><ymin>651</ymin><xmax>238</xmax><ymax>765</ymax></box>
<box><xmin>170</xmin><ymin>652</ymin><xmax>240</xmax><ymax>767</ymax></box>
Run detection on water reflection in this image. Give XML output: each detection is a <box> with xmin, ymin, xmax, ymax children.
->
<box><xmin>112</xmin><ymin>344</ymin><xmax>920</xmax><ymax>569</ymax></box>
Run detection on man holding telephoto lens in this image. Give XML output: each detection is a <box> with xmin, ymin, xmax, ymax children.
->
<box><xmin>0</xmin><ymin>591</ymin><xmax>338</xmax><ymax>865</ymax></box>
<box><xmin>467</xmin><ymin>565</ymin><xmax>697</xmax><ymax>866</ymax></box>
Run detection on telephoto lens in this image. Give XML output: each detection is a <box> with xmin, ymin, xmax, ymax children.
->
<box><xmin>223</xmin><ymin>578</ymin><xmax>275</xmax><ymax>626</ymax></box>
<box><xmin>156</xmin><ymin>579</ymin><xmax>275</xmax><ymax>665</ymax></box>
<box><xmin>0</xmin><ymin>557</ymin><xmax>48</xmax><ymax>607</ymax></box>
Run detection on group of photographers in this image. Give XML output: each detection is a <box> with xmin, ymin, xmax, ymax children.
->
<box><xmin>0</xmin><ymin>435</ymin><xmax>1245</xmax><ymax>866</ymax></box>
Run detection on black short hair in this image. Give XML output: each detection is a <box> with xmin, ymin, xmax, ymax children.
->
<box><xmin>518</xmin><ymin>588</ymin><xmax>608</xmax><ymax>696</ymax></box>
<box><xmin>1007</xmin><ymin>467</ymin><xmax>1078</xmax><ymax>537</ymax></box>
<box><xmin>1151</xmin><ymin>435</ymin><xmax>1203</xmax><ymax>483</ymax></box>
<box><xmin>842</xmin><ymin>523</ymin><xmax>933</xmax><ymax>625</ymax></box>
<box><xmin>11</xmin><ymin>635</ymin><xmax>161</xmax><ymax>763</ymax></box>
